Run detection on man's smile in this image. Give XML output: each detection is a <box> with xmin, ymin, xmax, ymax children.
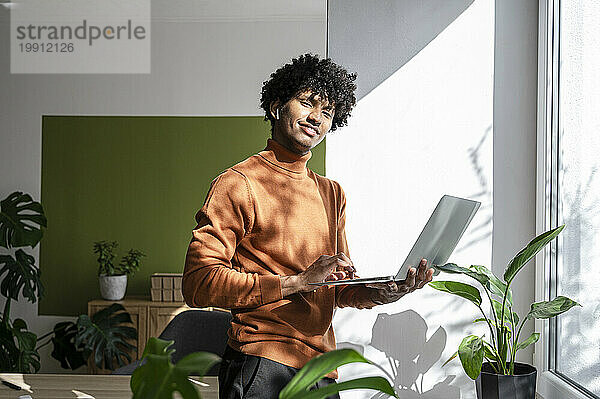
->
<box><xmin>299</xmin><ymin>124</ymin><xmax>318</xmax><ymax>137</ymax></box>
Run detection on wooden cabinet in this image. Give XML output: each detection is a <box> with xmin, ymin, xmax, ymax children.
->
<box><xmin>87</xmin><ymin>296</ymin><xmax>217</xmax><ymax>374</ymax></box>
<box><xmin>148</xmin><ymin>304</ymin><xmax>189</xmax><ymax>338</ymax></box>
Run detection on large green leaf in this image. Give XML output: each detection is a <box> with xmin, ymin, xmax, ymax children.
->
<box><xmin>50</xmin><ymin>321</ymin><xmax>89</xmax><ymax>370</ymax></box>
<box><xmin>279</xmin><ymin>349</ymin><xmax>397</xmax><ymax>399</ymax></box>
<box><xmin>130</xmin><ymin>337</ymin><xmax>220</xmax><ymax>399</ymax></box>
<box><xmin>433</xmin><ymin>263</ymin><xmax>474</xmax><ymax>276</ymax></box>
<box><xmin>435</xmin><ymin>264</ymin><xmax>491</xmax><ymax>292</ymax></box>
<box><xmin>280</xmin><ymin>349</ymin><xmax>372</xmax><ymax>397</ymax></box>
<box><xmin>458</xmin><ymin>335</ymin><xmax>484</xmax><ymax>380</ymax></box>
<box><xmin>0</xmin><ymin>191</ymin><xmax>47</xmax><ymax>249</ymax></box>
<box><xmin>526</xmin><ymin>296</ymin><xmax>581</xmax><ymax>320</ymax></box>
<box><xmin>515</xmin><ymin>333</ymin><xmax>540</xmax><ymax>351</ymax></box>
<box><xmin>11</xmin><ymin>318</ymin><xmax>40</xmax><ymax>373</ymax></box>
<box><xmin>0</xmin><ymin>250</ymin><xmax>44</xmax><ymax>302</ymax></box>
<box><xmin>284</xmin><ymin>377</ymin><xmax>396</xmax><ymax>399</ymax></box>
<box><xmin>434</xmin><ymin>263</ymin><xmax>512</xmax><ymax>305</ymax></box>
<box><xmin>503</xmin><ymin>225</ymin><xmax>565</xmax><ymax>285</ymax></box>
<box><xmin>428</xmin><ymin>281</ymin><xmax>482</xmax><ymax>306</ymax></box>
<box><xmin>76</xmin><ymin>303</ymin><xmax>137</xmax><ymax>370</ymax></box>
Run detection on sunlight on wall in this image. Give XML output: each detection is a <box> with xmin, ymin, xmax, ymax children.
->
<box><xmin>327</xmin><ymin>1</ymin><xmax>493</xmax><ymax>397</ymax></box>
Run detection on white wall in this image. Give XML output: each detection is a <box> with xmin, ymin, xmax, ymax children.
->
<box><xmin>328</xmin><ymin>1</ymin><xmax>494</xmax><ymax>398</ymax></box>
<box><xmin>492</xmin><ymin>0</ymin><xmax>539</xmax><ymax>367</ymax></box>
<box><xmin>0</xmin><ymin>0</ymin><xmax>326</xmax><ymax>373</ymax></box>
<box><xmin>328</xmin><ymin>1</ymin><xmax>541</xmax><ymax>398</ymax></box>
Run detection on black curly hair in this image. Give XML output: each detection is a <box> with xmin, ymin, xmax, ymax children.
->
<box><xmin>260</xmin><ymin>53</ymin><xmax>357</xmax><ymax>132</ymax></box>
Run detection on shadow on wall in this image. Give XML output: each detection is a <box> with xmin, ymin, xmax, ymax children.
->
<box><xmin>456</xmin><ymin>125</ymin><xmax>493</xmax><ymax>253</ymax></box>
<box><xmin>328</xmin><ymin>0</ymin><xmax>475</xmax><ymax>100</ymax></box>
<box><xmin>369</xmin><ymin>310</ymin><xmax>460</xmax><ymax>399</ymax></box>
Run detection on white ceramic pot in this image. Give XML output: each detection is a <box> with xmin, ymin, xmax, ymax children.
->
<box><xmin>98</xmin><ymin>274</ymin><xmax>128</xmax><ymax>300</ymax></box>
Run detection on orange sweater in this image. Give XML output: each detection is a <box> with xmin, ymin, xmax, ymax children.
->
<box><xmin>183</xmin><ymin>139</ymin><xmax>378</xmax><ymax>379</ymax></box>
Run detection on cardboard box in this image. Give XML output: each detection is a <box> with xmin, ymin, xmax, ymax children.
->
<box><xmin>173</xmin><ymin>290</ymin><xmax>184</xmax><ymax>302</ymax></box>
<box><xmin>150</xmin><ymin>273</ymin><xmax>183</xmax><ymax>302</ymax></box>
<box><xmin>151</xmin><ymin>276</ymin><xmax>162</xmax><ymax>289</ymax></box>
<box><xmin>151</xmin><ymin>288</ymin><xmax>162</xmax><ymax>301</ymax></box>
<box><xmin>162</xmin><ymin>277</ymin><xmax>173</xmax><ymax>289</ymax></box>
<box><xmin>173</xmin><ymin>276</ymin><xmax>182</xmax><ymax>289</ymax></box>
<box><xmin>162</xmin><ymin>289</ymin><xmax>174</xmax><ymax>302</ymax></box>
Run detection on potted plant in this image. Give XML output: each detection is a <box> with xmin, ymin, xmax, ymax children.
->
<box><xmin>429</xmin><ymin>225</ymin><xmax>581</xmax><ymax>399</ymax></box>
<box><xmin>94</xmin><ymin>240</ymin><xmax>145</xmax><ymax>301</ymax></box>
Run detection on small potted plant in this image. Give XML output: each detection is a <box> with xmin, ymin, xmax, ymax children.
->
<box><xmin>94</xmin><ymin>240</ymin><xmax>145</xmax><ymax>301</ymax></box>
<box><xmin>429</xmin><ymin>225</ymin><xmax>580</xmax><ymax>399</ymax></box>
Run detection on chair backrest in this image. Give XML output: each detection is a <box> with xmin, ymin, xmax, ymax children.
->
<box><xmin>159</xmin><ymin>309</ymin><xmax>232</xmax><ymax>374</ymax></box>
<box><xmin>112</xmin><ymin>308</ymin><xmax>232</xmax><ymax>376</ymax></box>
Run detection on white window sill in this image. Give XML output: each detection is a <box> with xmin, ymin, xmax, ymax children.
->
<box><xmin>537</xmin><ymin>371</ymin><xmax>592</xmax><ymax>399</ymax></box>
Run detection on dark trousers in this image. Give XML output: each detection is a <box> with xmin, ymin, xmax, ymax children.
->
<box><xmin>218</xmin><ymin>345</ymin><xmax>340</xmax><ymax>399</ymax></box>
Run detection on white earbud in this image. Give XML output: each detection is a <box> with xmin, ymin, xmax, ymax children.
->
<box><xmin>276</xmin><ymin>108</ymin><xmax>280</xmax><ymax>120</ymax></box>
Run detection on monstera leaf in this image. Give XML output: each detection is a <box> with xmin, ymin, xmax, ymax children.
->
<box><xmin>11</xmin><ymin>318</ymin><xmax>40</xmax><ymax>373</ymax></box>
<box><xmin>279</xmin><ymin>349</ymin><xmax>397</xmax><ymax>399</ymax></box>
<box><xmin>0</xmin><ymin>319</ymin><xmax>19</xmax><ymax>372</ymax></box>
<box><xmin>0</xmin><ymin>249</ymin><xmax>44</xmax><ymax>302</ymax></box>
<box><xmin>130</xmin><ymin>337</ymin><xmax>220</xmax><ymax>399</ymax></box>
<box><xmin>0</xmin><ymin>191</ymin><xmax>47</xmax><ymax>249</ymax></box>
<box><xmin>76</xmin><ymin>303</ymin><xmax>137</xmax><ymax>370</ymax></box>
<box><xmin>0</xmin><ymin>318</ymin><xmax>40</xmax><ymax>373</ymax></box>
<box><xmin>50</xmin><ymin>321</ymin><xmax>89</xmax><ymax>370</ymax></box>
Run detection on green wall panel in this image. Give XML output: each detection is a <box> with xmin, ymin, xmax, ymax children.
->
<box><xmin>40</xmin><ymin>116</ymin><xmax>326</xmax><ymax>316</ymax></box>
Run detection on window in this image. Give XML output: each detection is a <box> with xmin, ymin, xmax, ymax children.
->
<box><xmin>536</xmin><ymin>1</ymin><xmax>600</xmax><ymax>398</ymax></box>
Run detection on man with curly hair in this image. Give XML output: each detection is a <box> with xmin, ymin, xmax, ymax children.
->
<box><xmin>183</xmin><ymin>53</ymin><xmax>433</xmax><ymax>398</ymax></box>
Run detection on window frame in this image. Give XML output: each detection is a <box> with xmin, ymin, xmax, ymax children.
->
<box><xmin>535</xmin><ymin>1</ymin><xmax>597</xmax><ymax>398</ymax></box>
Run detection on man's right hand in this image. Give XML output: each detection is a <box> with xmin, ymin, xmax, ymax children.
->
<box><xmin>280</xmin><ymin>253</ymin><xmax>356</xmax><ymax>296</ymax></box>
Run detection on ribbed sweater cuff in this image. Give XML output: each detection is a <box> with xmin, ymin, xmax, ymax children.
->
<box><xmin>259</xmin><ymin>274</ymin><xmax>283</xmax><ymax>304</ymax></box>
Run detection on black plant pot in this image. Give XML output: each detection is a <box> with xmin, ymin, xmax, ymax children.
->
<box><xmin>475</xmin><ymin>362</ymin><xmax>537</xmax><ymax>399</ymax></box>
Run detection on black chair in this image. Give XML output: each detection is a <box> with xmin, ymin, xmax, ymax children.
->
<box><xmin>112</xmin><ymin>309</ymin><xmax>232</xmax><ymax>376</ymax></box>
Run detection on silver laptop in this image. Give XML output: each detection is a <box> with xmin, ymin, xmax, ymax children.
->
<box><xmin>308</xmin><ymin>195</ymin><xmax>481</xmax><ymax>286</ymax></box>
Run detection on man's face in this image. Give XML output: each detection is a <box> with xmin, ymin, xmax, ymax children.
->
<box><xmin>271</xmin><ymin>90</ymin><xmax>335</xmax><ymax>155</ymax></box>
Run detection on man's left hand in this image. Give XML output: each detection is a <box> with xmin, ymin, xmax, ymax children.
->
<box><xmin>365</xmin><ymin>258</ymin><xmax>434</xmax><ymax>305</ymax></box>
